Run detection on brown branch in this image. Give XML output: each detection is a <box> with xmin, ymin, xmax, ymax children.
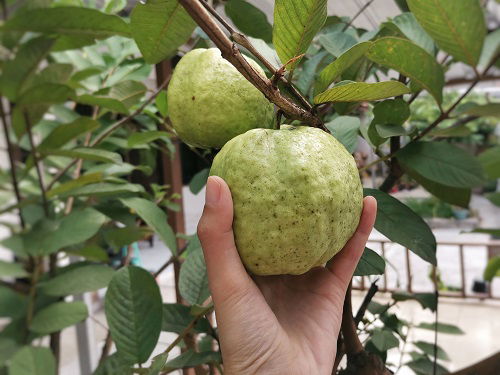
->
<box><xmin>0</xmin><ymin>98</ymin><xmax>25</xmax><ymax>228</ymax></box>
<box><xmin>343</xmin><ymin>0</ymin><xmax>376</xmax><ymax>31</ymax></box>
<box><xmin>179</xmin><ymin>0</ymin><xmax>322</xmax><ymax>128</ymax></box>
<box><xmin>0</xmin><ymin>280</ymin><xmax>29</xmax><ymax>294</ymax></box>
<box><xmin>199</xmin><ymin>0</ymin><xmax>312</xmax><ymax>111</ymax></box>
<box><xmin>341</xmin><ymin>284</ymin><xmax>363</xmax><ymax>355</ymax></box>
<box><xmin>354</xmin><ymin>281</ymin><xmax>378</xmax><ymax>325</ymax></box>
<box><xmin>24</xmin><ymin>111</ymin><xmax>49</xmax><ymax>217</ymax></box>
<box><xmin>153</xmin><ymin>244</ymin><xmax>188</xmax><ymax>278</ymax></box>
<box><xmin>448</xmin><ymin>352</ymin><xmax>500</xmax><ymax>375</ymax></box>
<box><xmin>446</xmin><ymin>74</ymin><xmax>500</xmax><ymax>86</ymax></box>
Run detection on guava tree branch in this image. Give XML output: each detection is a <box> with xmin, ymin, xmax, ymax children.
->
<box><xmin>448</xmin><ymin>352</ymin><xmax>500</xmax><ymax>375</ymax></box>
<box><xmin>0</xmin><ymin>97</ymin><xmax>25</xmax><ymax>228</ymax></box>
<box><xmin>354</xmin><ymin>281</ymin><xmax>378</xmax><ymax>325</ymax></box>
<box><xmin>199</xmin><ymin>0</ymin><xmax>312</xmax><ymax>111</ymax></box>
<box><xmin>179</xmin><ymin>0</ymin><xmax>323</xmax><ymax>128</ymax></box>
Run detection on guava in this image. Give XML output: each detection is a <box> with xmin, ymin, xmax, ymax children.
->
<box><xmin>210</xmin><ymin>125</ymin><xmax>363</xmax><ymax>275</ymax></box>
<box><xmin>167</xmin><ymin>48</ymin><xmax>274</xmax><ymax>149</ymax></box>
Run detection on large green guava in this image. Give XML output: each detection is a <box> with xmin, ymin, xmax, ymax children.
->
<box><xmin>210</xmin><ymin>125</ymin><xmax>363</xmax><ymax>275</ymax></box>
<box><xmin>167</xmin><ymin>48</ymin><xmax>274</xmax><ymax>149</ymax></box>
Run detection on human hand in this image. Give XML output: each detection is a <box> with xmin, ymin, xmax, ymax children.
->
<box><xmin>198</xmin><ymin>176</ymin><xmax>377</xmax><ymax>375</ymax></box>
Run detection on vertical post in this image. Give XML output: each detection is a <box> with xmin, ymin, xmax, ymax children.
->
<box><xmin>381</xmin><ymin>242</ymin><xmax>387</xmax><ymax>292</ymax></box>
<box><xmin>459</xmin><ymin>245</ymin><xmax>466</xmax><ymax>298</ymax></box>
<box><xmin>155</xmin><ymin>61</ymin><xmax>186</xmax><ymax>300</ymax></box>
<box><xmin>405</xmin><ymin>248</ymin><xmax>412</xmax><ymax>293</ymax></box>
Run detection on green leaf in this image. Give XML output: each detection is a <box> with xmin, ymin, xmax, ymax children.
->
<box><xmin>30</xmin><ymin>301</ymin><xmax>88</xmax><ymax>334</ymax></box>
<box><xmin>479</xmin><ymin>29</ymin><xmax>500</xmax><ymax>69</ymax></box>
<box><xmin>40</xmin><ymin>147</ymin><xmax>123</xmax><ymax>164</ymax></box>
<box><xmin>472</xmin><ymin>228</ymin><xmax>500</xmax><ymax>236</ymax></box>
<box><xmin>364</xmin><ymin>188</ymin><xmax>437</xmax><ymax>265</ymax></box>
<box><xmin>354</xmin><ymin>248</ymin><xmax>386</xmax><ymax>276</ymax></box>
<box><xmin>17</xmin><ymin>83</ymin><xmax>74</xmax><ymax>106</ymax></box>
<box><xmin>463</xmin><ymin>103</ymin><xmax>500</xmax><ymax>118</ymax></box>
<box><xmin>407</xmin><ymin>0</ymin><xmax>486</xmax><ymax>66</ymax></box>
<box><xmin>225</xmin><ymin>0</ymin><xmax>272</xmax><ymax>43</ymax></box>
<box><xmin>147</xmin><ymin>353</ymin><xmax>168</xmax><ymax>375</ymax></box>
<box><xmin>397</xmin><ymin>141</ymin><xmax>485</xmax><ymax>188</ymax></box>
<box><xmin>105</xmin><ymin>0</ymin><xmax>127</xmax><ymax>14</ymax></box>
<box><xmin>296</xmin><ymin>50</ymin><xmax>329</xmax><ymax>94</ymax></box>
<box><xmin>366</xmin><ymin>37</ymin><xmax>444</xmax><ymax>104</ymax></box>
<box><xmin>318</xmin><ymin>31</ymin><xmax>358</xmax><ymax>58</ymax></box>
<box><xmin>407</xmin><ymin>169</ymin><xmax>471</xmax><ymax>208</ymax></box>
<box><xmin>104</xmin><ymin>226</ymin><xmax>152</xmax><ymax>250</ymax></box>
<box><xmin>316</xmin><ymin>42</ymin><xmax>372</xmax><ymax>94</ymax></box>
<box><xmin>66</xmin><ymin>245</ymin><xmax>109</xmax><ymax>262</ymax></box>
<box><xmin>406</xmin><ymin>357</ymin><xmax>448</xmax><ymax>375</ymax></box>
<box><xmin>314</xmin><ymin>81</ymin><xmax>410</xmax><ymax>104</ymax></box>
<box><xmin>273</xmin><ymin>0</ymin><xmax>328</xmax><ymax>69</ymax></box>
<box><xmin>0</xmin><ymin>37</ymin><xmax>55</xmax><ymax>101</ymax></box>
<box><xmin>162</xmin><ymin>303</ymin><xmax>211</xmax><ymax>334</ymax></box>
<box><xmin>414</xmin><ymin>341</ymin><xmax>450</xmax><ymax>361</ymax></box>
<box><xmin>486</xmin><ymin>192</ymin><xmax>500</xmax><ymax>207</ymax></box>
<box><xmin>163</xmin><ymin>350</ymin><xmax>221</xmax><ymax>372</ymax></box>
<box><xmin>0</xmin><ymin>286</ymin><xmax>28</xmax><ymax>318</ymax></box>
<box><xmin>93</xmin><ymin>352</ymin><xmax>133</xmax><ymax>375</ymax></box>
<box><xmin>59</xmin><ymin>182</ymin><xmax>144</xmax><ymax>198</ymax></box>
<box><xmin>392</xmin><ymin>291</ymin><xmax>437</xmax><ymax>311</ymax></box>
<box><xmin>75</xmin><ymin>94</ymin><xmax>128</xmax><ymax>114</ymax></box>
<box><xmin>120</xmin><ymin>198</ymin><xmax>177</xmax><ymax>254</ymax></box>
<box><xmin>127</xmin><ymin>131</ymin><xmax>171</xmax><ymax>148</ymax></box>
<box><xmin>179</xmin><ymin>245</ymin><xmax>210</xmax><ymax>305</ymax></box>
<box><xmin>39</xmin><ymin>264</ymin><xmax>114</xmax><ymax>296</ymax></box>
<box><xmin>189</xmin><ymin>169</ymin><xmax>209</xmax><ymax>195</ymax></box>
<box><xmin>325</xmin><ymin>116</ymin><xmax>360</xmax><ymax>153</ymax></box>
<box><xmin>0</xmin><ymin>338</ymin><xmax>20</xmax><ymax>367</ymax></box>
<box><xmin>107</xmin><ymin>80</ymin><xmax>147</xmax><ymax>109</ymax></box>
<box><xmin>105</xmin><ymin>266</ymin><xmax>163</xmax><ymax>364</ymax></box>
<box><xmin>387</xmin><ymin>12</ymin><xmax>435</xmax><ymax>54</ymax></box>
<box><xmin>478</xmin><ymin>146</ymin><xmax>500</xmax><ymax>180</ymax></box>
<box><xmin>131</xmin><ymin>0</ymin><xmax>196</xmax><ymax>64</ymax></box>
<box><xmin>46</xmin><ymin>172</ymin><xmax>103</xmax><ymax>198</ymax></box>
<box><xmin>155</xmin><ymin>91</ymin><xmax>168</xmax><ymax>117</ymax></box>
<box><xmin>21</xmin><ymin>63</ymin><xmax>74</xmax><ymax>94</ymax></box>
<box><xmin>370</xmin><ymin>329</ymin><xmax>400</xmax><ymax>351</ymax></box>
<box><xmin>4</xmin><ymin>7</ymin><xmax>130</xmax><ymax>38</ymax></box>
<box><xmin>484</xmin><ymin>256</ymin><xmax>500</xmax><ymax>281</ymax></box>
<box><xmin>375</xmin><ymin>124</ymin><xmax>407</xmax><ymax>138</ymax></box>
<box><xmin>38</xmin><ymin>117</ymin><xmax>99</xmax><ymax>151</ymax></box>
<box><xmin>25</xmin><ymin>208</ymin><xmax>106</xmax><ymax>256</ymax></box>
<box><xmin>416</xmin><ymin>321</ymin><xmax>464</xmax><ymax>334</ymax></box>
<box><xmin>8</xmin><ymin>346</ymin><xmax>56</xmax><ymax>375</ymax></box>
<box><xmin>0</xmin><ymin>261</ymin><xmax>28</xmax><ymax>278</ymax></box>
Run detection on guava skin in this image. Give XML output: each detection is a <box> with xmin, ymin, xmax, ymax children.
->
<box><xmin>167</xmin><ymin>48</ymin><xmax>274</xmax><ymax>149</ymax></box>
<box><xmin>210</xmin><ymin>125</ymin><xmax>363</xmax><ymax>276</ymax></box>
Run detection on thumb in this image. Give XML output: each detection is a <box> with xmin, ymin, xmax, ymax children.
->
<box><xmin>197</xmin><ymin>176</ymin><xmax>257</xmax><ymax>308</ymax></box>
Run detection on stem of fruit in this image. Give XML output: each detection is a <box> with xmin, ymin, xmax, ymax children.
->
<box><xmin>179</xmin><ymin>0</ymin><xmax>323</xmax><ymax>128</ymax></box>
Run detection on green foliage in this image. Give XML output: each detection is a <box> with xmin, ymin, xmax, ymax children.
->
<box><xmin>0</xmin><ymin>1</ymin><xmax>496</xmax><ymax>373</ymax></box>
<box><xmin>407</xmin><ymin>0</ymin><xmax>485</xmax><ymax>66</ymax></box>
<box><xmin>30</xmin><ymin>301</ymin><xmax>88</xmax><ymax>334</ymax></box>
<box><xmin>131</xmin><ymin>0</ymin><xmax>196</xmax><ymax>64</ymax></box>
<box><xmin>105</xmin><ymin>266</ymin><xmax>163</xmax><ymax>364</ymax></box>
<box><xmin>273</xmin><ymin>0</ymin><xmax>328</xmax><ymax>69</ymax></box>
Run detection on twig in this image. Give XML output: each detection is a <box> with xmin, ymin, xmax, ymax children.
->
<box><xmin>341</xmin><ymin>284</ymin><xmax>363</xmax><ymax>354</ymax></box>
<box><xmin>0</xmin><ymin>280</ymin><xmax>29</xmax><ymax>294</ymax></box>
<box><xmin>179</xmin><ymin>0</ymin><xmax>322</xmax><ymax>127</ymax></box>
<box><xmin>199</xmin><ymin>0</ymin><xmax>312</xmax><ymax>111</ymax></box>
<box><xmin>25</xmin><ymin>257</ymin><xmax>42</xmax><ymax>341</ymax></box>
<box><xmin>343</xmin><ymin>0</ymin><xmax>376</xmax><ymax>31</ymax></box>
<box><xmin>354</xmin><ymin>280</ymin><xmax>379</xmax><ymax>325</ymax></box>
<box><xmin>24</xmin><ymin>111</ymin><xmax>49</xmax><ymax>217</ymax></box>
<box><xmin>153</xmin><ymin>244</ymin><xmax>188</xmax><ymax>278</ymax></box>
<box><xmin>0</xmin><ymin>97</ymin><xmax>25</xmax><ymax>228</ymax></box>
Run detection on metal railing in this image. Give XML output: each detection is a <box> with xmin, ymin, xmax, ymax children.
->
<box><xmin>353</xmin><ymin>238</ymin><xmax>500</xmax><ymax>300</ymax></box>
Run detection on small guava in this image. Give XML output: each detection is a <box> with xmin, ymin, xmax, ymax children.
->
<box><xmin>167</xmin><ymin>48</ymin><xmax>274</xmax><ymax>149</ymax></box>
<box><xmin>210</xmin><ymin>125</ymin><xmax>363</xmax><ymax>275</ymax></box>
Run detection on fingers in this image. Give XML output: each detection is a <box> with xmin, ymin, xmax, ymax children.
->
<box><xmin>197</xmin><ymin>176</ymin><xmax>257</xmax><ymax>308</ymax></box>
<box><xmin>327</xmin><ymin>196</ymin><xmax>377</xmax><ymax>289</ymax></box>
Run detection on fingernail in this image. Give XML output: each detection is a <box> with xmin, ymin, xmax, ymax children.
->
<box><xmin>205</xmin><ymin>176</ymin><xmax>221</xmax><ymax>205</ymax></box>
